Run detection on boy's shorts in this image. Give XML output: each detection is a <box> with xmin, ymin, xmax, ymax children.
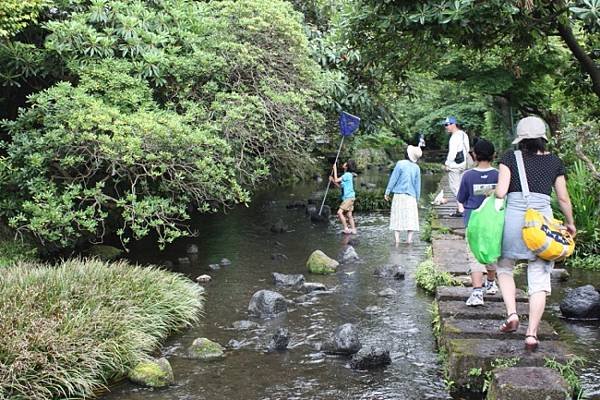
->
<box><xmin>339</xmin><ymin>199</ymin><xmax>355</xmax><ymax>213</ymax></box>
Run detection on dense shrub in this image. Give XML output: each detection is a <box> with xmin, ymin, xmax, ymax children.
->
<box><xmin>552</xmin><ymin>121</ymin><xmax>600</xmax><ymax>263</ymax></box>
<box><xmin>0</xmin><ymin>0</ymin><xmax>324</xmax><ymax>248</ymax></box>
<box><xmin>0</xmin><ymin>258</ymin><xmax>203</xmax><ymax>399</ymax></box>
<box><xmin>0</xmin><ymin>63</ymin><xmax>247</xmax><ymax>248</ymax></box>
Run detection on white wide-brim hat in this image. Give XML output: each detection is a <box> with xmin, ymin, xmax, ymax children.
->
<box><xmin>407</xmin><ymin>145</ymin><xmax>422</xmax><ymax>162</ymax></box>
<box><xmin>512</xmin><ymin>116</ymin><xmax>549</xmax><ymax>144</ymax></box>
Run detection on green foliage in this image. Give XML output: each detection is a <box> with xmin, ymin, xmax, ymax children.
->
<box><xmin>0</xmin><ymin>239</ymin><xmax>36</xmax><ymax>267</ymax></box>
<box><xmin>552</xmin><ymin>121</ymin><xmax>600</xmax><ymax>259</ymax></box>
<box><xmin>0</xmin><ymin>258</ymin><xmax>203</xmax><ymax>399</ymax></box>
<box><xmin>415</xmin><ymin>257</ymin><xmax>462</xmax><ymax>294</ymax></box>
<box><xmin>566</xmin><ymin>254</ymin><xmax>600</xmax><ymax>271</ymax></box>
<box><xmin>0</xmin><ymin>0</ymin><xmax>48</xmax><ymax>38</ymax></box>
<box><xmin>545</xmin><ymin>356</ymin><xmax>585</xmax><ymax>399</ymax></box>
<box><xmin>0</xmin><ymin>0</ymin><xmax>325</xmax><ymax>249</ymax></box>
<box><xmin>430</xmin><ymin>301</ymin><xmax>442</xmax><ymax>339</ymax></box>
<box><xmin>0</xmin><ymin>65</ymin><xmax>248</xmax><ymax>248</ymax></box>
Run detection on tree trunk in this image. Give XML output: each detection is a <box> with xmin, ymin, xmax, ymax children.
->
<box><xmin>557</xmin><ymin>21</ymin><xmax>600</xmax><ymax>99</ymax></box>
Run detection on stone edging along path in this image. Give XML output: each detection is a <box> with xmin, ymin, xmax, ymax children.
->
<box><xmin>428</xmin><ymin>174</ymin><xmax>575</xmax><ymax>399</ymax></box>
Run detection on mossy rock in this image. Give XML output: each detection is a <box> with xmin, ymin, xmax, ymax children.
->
<box><xmin>88</xmin><ymin>245</ymin><xmax>123</xmax><ymax>261</ymax></box>
<box><xmin>188</xmin><ymin>337</ymin><xmax>225</xmax><ymax>360</ymax></box>
<box><xmin>128</xmin><ymin>357</ymin><xmax>174</xmax><ymax>388</ymax></box>
<box><xmin>307</xmin><ymin>250</ymin><xmax>339</xmax><ymax>274</ymax></box>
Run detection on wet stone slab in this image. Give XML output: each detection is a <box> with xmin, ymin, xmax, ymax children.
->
<box><xmin>432</xmin><ymin>239</ymin><xmax>471</xmax><ymax>275</ymax></box>
<box><xmin>438</xmin><ymin>300</ymin><xmax>530</xmax><ymax>320</ymax></box>
<box><xmin>441</xmin><ymin>318</ymin><xmax>559</xmax><ymax>341</ymax></box>
<box><xmin>436</xmin><ymin>286</ymin><xmax>528</xmax><ymax>303</ymax></box>
<box><xmin>487</xmin><ymin>367</ymin><xmax>571</xmax><ymax>400</ymax></box>
<box><xmin>445</xmin><ymin>338</ymin><xmax>571</xmax><ymax>389</ymax></box>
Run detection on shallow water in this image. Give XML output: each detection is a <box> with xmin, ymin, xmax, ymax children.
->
<box><xmin>101</xmin><ymin>172</ymin><xmax>600</xmax><ymax>400</ymax></box>
<box><xmin>102</xmin><ymin>173</ymin><xmax>451</xmax><ymax>400</ymax></box>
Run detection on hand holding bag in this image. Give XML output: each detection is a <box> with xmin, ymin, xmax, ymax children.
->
<box><xmin>514</xmin><ymin>150</ymin><xmax>575</xmax><ymax>261</ymax></box>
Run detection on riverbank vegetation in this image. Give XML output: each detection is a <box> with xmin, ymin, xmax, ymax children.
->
<box><xmin>0</xmin><ymin>0</ymin><xmax>324</xmax><ymax>250</ymax></box>
<box><xmin>0</xmin><ymin>259</ymin><xmax>203</xmax><ymax>399</ymax></box>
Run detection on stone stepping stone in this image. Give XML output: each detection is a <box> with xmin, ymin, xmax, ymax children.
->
<box><xmin>436</xmin><ymin>286</ymin><xmax>528</xmax><ymax>303</ymax></box>
<box><xmin>437</xmin><ymin>217</ymin><xmax>466</xmax><ymax>229</ymax></box>
<box><xmin>487</xmin><ymin>367</ymin><xmax>571</xmax><ymax>400</ymax></box>
<box><xmin>444</xmin><ymin>338</ymin><xmax>571</xmax><ymax>389</ymax></box>
<box><xmin>432</xmin><ymin>240</ymin><xmax>471</xmax><ymax>275</ymax></box>
<box><xmin>440</xmin><ymin>318</ymin><xmax>559</xmax><ymax>341</ymax></box>
<box><xmin>438</xmin><ymin>300</ymin><xmax>530</xmax><ymax>320</ymax></box>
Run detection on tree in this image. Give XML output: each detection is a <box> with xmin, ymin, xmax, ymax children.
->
<box><xmin>344</xmin><ymin>0</ymin><xmax>600</xmax><ymax>100</ymax></box>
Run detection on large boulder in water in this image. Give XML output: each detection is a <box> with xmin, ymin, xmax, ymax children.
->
<box><xmin>350</xmin><ymin>346</ymin><xmax>391</xmax><ymax>370</ymax></box>
<box><xmin>128</xmin><ymin>357</ymin><xmax>174</xmax><ymax>388</ymax></box>
<box><xmin>322</xmin><ymin>323</ymin><xmax>361</xmax><ymax>355</ymax></box>
<box><xmin>307</xmin><ymin>250</ymin><xmax>339</xmax><ymax>274</ymax></box>
<box><xmin>272</xmin><ymin>272</ymin><xmax>305</xmax><ymax>288</ymax></box>
<box><xmin>248</xmin><ymin>290</ymin><xmax>288</xmax><ymax>318</ymax></box>
<box><xmin>560</xmin><ymin>285</ymin><xmax>600</xmax><ymax>319</ymax></box>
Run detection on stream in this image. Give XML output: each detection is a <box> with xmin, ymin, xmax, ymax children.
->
<box><xmin>101</xmin><ymin>172</ymin><xmax>600</xmax><ymax>400</ymax></box>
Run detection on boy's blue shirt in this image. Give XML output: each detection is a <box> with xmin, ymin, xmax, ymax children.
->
<box><xmin>340</xmin><ymin>171</ymin><xmax>355</xmax><ymax>200</ymax></box>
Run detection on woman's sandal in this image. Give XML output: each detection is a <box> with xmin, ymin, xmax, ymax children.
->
<box><xmin>500</xmin><ymin>312</ymin><xmax>519</xmax><ymax>333</ymax></box>
<box><xmin>524</xmin><ymin>335</ymin><xmax>539</xmax><ymax>351</ymax></box>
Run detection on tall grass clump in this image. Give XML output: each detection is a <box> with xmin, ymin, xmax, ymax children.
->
<box><xmin>0</xmin><ymin>259</ymin><xmax>203</xmax><ymax>399</ymax></box>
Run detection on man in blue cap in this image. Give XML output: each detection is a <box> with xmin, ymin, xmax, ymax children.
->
<box><xmin>443</xmin><ymin>116</ymin><xmax>470</xmax><ymax>217</ymax></box>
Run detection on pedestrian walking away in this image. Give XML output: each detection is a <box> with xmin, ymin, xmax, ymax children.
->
<box><xmin>457</xmin><ymin>139</ymin><xmax>499</xmax><ymax>306</ymax></box>
<box><xmin>494</xmin><ymin>116</ymin><xmax>576</xmax><ymax>351</ymax></box>
<box><xmin>443</xmin><ymin>116</ymin><xmax>470</xmax><ymax>217</ymax></box>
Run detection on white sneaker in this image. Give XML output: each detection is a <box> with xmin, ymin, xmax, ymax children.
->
<box><xmin>485</xmin><ymin>280</ymin><xmax>498</xmax><ymax>295</ymax></box>
<box><xmin>465</xmin><ymin>290</ymin><xmax>484</xmax><ymax>306</ymax></box>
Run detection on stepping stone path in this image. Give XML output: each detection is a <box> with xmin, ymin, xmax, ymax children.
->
<box><xmin>430</xmin><ymin>175</ymin><xmax>573</xmax><ymax>398</ymax></box>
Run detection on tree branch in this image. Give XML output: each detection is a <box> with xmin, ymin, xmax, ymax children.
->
<box><xmin>556</xmin><ymin>21</ymin><xmax>600</xmax><ymax>99</ymax></box>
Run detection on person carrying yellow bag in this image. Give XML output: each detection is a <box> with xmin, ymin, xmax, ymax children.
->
<box><xmin>494</xmin><ymin>116</ymin><xmax>576</xmax><ymax>352</ymax></box>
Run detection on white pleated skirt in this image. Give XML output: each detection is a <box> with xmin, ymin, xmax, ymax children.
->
<box><xmin>389</xmin><ymin>193</ymin><xmax>419</xmax><ymax>231</ymax></box>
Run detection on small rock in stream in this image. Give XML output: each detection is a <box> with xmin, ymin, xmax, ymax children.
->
<box><xmin>322</xmin><ymin>323</ymin><xmax>361</xmax><ymax>355</ymax></box>
<box><xmin>208</xmin><ymin>263</ymin><xmax>221</xmax><ymax>271</ymax></box>
<box><xmin>373</xmin><ymin>264</ymin><xmax>405</xmax><ymax>280</ymax></box>
<box><xmin>220</xmin><ymin>258</ymin><xmax>232</xmax><ymax>267</ymax></box>
<box><xmin>350</xmin><ymin>346</ymin><xmax>391</xmax><ymax>370</ymax></box>
<box><xmin>378</xmin><ymin>288</ymin><xmax>397</xmax><ymax>298</ymax></box>
<box><xmin>270</xmin><ymin>219</ymin><xmax>288</xmax><ymax>233</ymax></box>
<box><xmin>268</xmin><ymin>328</ymin><xmax>290</xmax><ymax>351</ymax></box>
<box><xmin>338</xmin><ymin>245</ymin><xmax>359</xmax><ymax>263</ymax></box>
<box><xmin>195</xmin><ymin>274</ymin><xmax>211</xmax><ymax>283</ymax></box>
<box><xmin>272</xmin><ymin>272</ymin><xmax>305</xmax><ymax>288</ymax></box>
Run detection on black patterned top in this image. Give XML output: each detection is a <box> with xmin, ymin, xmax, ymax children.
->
<box><xmin>499</xmin><ymin>150</ymin><xmax>566</xmax><ymax>196</ymax></box>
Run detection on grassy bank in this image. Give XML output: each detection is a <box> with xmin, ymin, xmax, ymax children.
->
<box><xmin>0</xmin><ymin>259</ymin><xmax>203</xmax><ymax>399</ymax></box>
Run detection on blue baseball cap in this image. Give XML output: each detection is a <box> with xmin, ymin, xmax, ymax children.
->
<box><xmin>443</xmin><ymin>116</ymin><xmax>457</xmax><ymax>125</ymax></box>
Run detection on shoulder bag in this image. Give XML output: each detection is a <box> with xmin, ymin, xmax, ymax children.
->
<box><xmin>514</xmin><ymin>150</ymin><xmax>575</xmax><ymax>261</ymax></box>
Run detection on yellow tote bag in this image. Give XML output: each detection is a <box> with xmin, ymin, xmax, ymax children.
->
<box><xmin>515</xmin><ymin>151</ymin><xmax>575</xmax><ymax>261</ymax></box>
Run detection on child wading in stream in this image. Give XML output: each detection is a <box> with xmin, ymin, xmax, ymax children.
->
<box><xmin>329</xmin><ymin>160</ymin><xmax>357</xmax><ymax>234</ymax></box>
<box><xmin>457</xmin><ymin>139</ymin><xmax>499</xmax><ymax>306</ymax></box>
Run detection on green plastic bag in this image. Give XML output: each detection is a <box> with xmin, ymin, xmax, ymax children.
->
<box><xmin>466</xmin><ymin>194</ymin><xmax>506</xmax><ymax>265</ymax></box>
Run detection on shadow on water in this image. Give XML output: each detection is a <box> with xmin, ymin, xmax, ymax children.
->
<box><xmin>102</xmin><ymin>173</ymin><xmax>451</xmax><ymax>400</ymax></box>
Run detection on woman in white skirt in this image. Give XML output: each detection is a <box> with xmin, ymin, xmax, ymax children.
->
<box><xmin>384</xmin><ymin>145</ymin><xmax>422</xmax><ymax>244</ymax></box>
